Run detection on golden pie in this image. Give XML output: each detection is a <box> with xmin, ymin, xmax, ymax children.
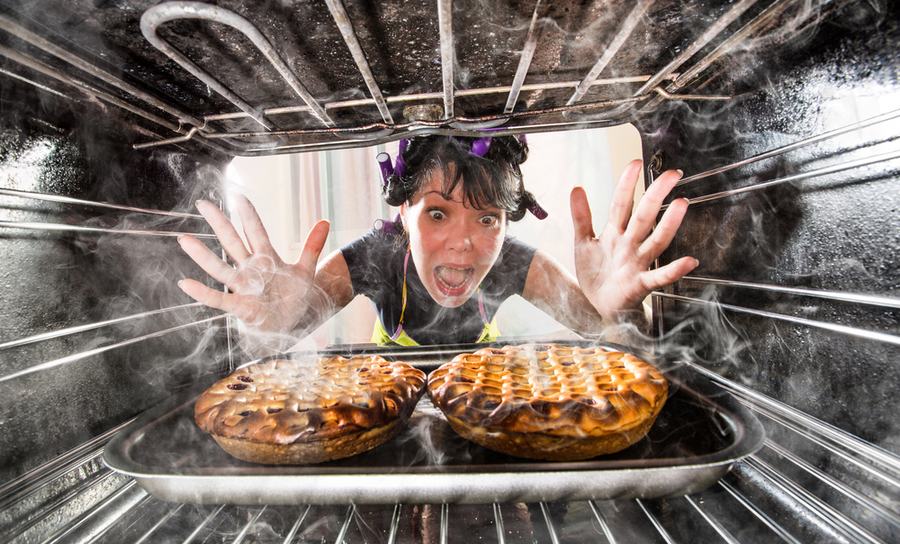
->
<box><xmin>427</xmin><ymin>344</ymin><xmax>668</xmax><ymax>461</ymax></box>
<box><xmin>195</xmin><ymin>355</ymin><xmax>426</xmax><ymax>465</ymax></box>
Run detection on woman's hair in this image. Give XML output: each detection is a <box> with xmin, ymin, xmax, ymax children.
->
<box><xmin>381</xmin><ymin>134</ymin><xmax>541</xmax><ymax>222</ymax></box>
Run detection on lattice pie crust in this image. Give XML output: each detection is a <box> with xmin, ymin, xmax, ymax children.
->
<box><xmin>195</xmin><ymin>356</ymin><xmax>426</xmax><ymax>465</ymax></box>
<box><xmin>427</xmin><ymin>344</ymin><xmax>668</xmax><ymax>461</ymax></box>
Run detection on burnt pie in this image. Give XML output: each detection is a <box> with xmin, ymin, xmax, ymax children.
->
<box><xmin>427</xmin><ymin>344</ymin><xmax>668</xmax><ymax>461</ymax></box>
<box><xmin>195</xmin><ymin>355</ymin><xmax>426</xmax><ymax>465</ymax></box>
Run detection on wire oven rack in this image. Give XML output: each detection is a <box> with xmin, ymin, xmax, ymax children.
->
<box><xmin>1</xmin><ymin>362</ymin><xmax>897</xmax><ymax>544</ymax></box>
<box><xmin>0</xmin><ymin>0</ymin><xmax>828</xmax><ymax>155</ymax></box>
<box><xmin>1</xmin><ymin>0</ymin><xmax>899</xmax><ymax>542</ymax></box>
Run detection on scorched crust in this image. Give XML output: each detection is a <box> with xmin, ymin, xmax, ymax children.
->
<box><xmin>427</xmin><ymin>344</ymin><xmax>668</xmax><ymax>460</ymax></box>
<box><xmin>194</xmin><ymin>355</ymin><xmax>426</xmax><ymax>464</ymax></box>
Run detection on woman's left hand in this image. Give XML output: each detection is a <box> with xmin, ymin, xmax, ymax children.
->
<box><xmin>570</xmin><ymin>159</ymin><xmax>698</xmax><ymax>326</ymax></box>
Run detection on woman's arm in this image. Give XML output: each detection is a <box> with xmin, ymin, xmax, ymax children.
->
<box><xmin>521</xmin><ymin>250</ymin><xmax>606</xmax><ymax>339</ymax></box>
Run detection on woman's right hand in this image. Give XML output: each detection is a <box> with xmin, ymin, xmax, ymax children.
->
<box><xmin>176</xmin><ymin>194</ymin><xmax>332</xmax><ymax>336</ymax></box>
<box><xmin>570</xmin><ymin>159</ymin><xmax>697</xmax><ymax>328</ymax></box>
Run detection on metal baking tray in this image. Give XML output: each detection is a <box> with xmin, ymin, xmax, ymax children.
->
<box><xmin>103</xmin><ymin>342</ymin><xmax>765</xmax><ymax>505</ymax></box>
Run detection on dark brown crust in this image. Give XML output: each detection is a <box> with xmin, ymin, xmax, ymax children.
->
<box><xmin>427</xmin><ymin>344</ymin><xmax>667</xmax><ymax>460</ymax></box>
<box><xmin>195</xmin><ymin>356</ymin><xmax>426</xmax><ymax>464</ymax></box>
<box><xmin>209</xmin><ymin>417</ymin><xmax>410</xmax><ymax>465</ymax></box>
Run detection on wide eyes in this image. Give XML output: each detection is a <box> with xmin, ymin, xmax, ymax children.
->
<box><xmin>479</xmin><ymin>214</ymin><xmax>499</xmax><ymax>227</ymax></box>
<box><xmin>427</xmin><ymin>209</ymin><xmax>499</xmax><ymax>227</ymax></box>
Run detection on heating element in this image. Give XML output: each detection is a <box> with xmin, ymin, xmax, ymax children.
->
<box><xmin>1</xmin><ymin>0</ymin><xmax>899</xmax><ymax>542</ymax></box>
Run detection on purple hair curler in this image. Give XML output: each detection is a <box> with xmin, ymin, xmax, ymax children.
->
<box><xmin>394</xmin><ymin>138</ymin><xmax>409</xmax><ymax>177</ymax></box>
<box><xmin>527</xmin><ymin>202</ymin><xmax>548</xmax><ymax>220</ymax></box>
<box><xmin>376</xmin><ymin>152</ymin><xmax>393</xmax><ymax>185</ymax></box>
<box><xmin>393</xmin><ymin>155</ymin><xmax>406</xmax><ymax>177</ymax></box>
<box><xmin>469</xmin><ymin>137</ymin><xmax>491</xmax><ymax>157</ymax></box>
<box><xmin>377</xmin><ymin>139</ymin><xmax>410</xmax><ymax>183</ymax></box>
<box><xmin>374</xmin><ymin>214</ymin><xmax>402</xmax><ymax>234</ymax></box>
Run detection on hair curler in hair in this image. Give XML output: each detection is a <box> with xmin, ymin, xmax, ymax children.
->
<box><xmin>528</xmin><ymin>202</ymin><xmax>548</xmax><ymax>220</ymax></box>
<box><xmin>376</xmin><ymin>152</ymin><xmax>393</xmax><ymax>185</ymax></box>
<box><xmin>520</xmin><ymin>191</ymin><xmax>548</xmax><ymax>220</ymax></box>
<box><xmin>468</xmin><ymin>137</ymin><xmax>492</xmax><ymax>157</ymax></box>
<box><xmin>394</xmin><ymin>138</ymin><xmax>409</xmax><ymax>177</ymax></box>
<box><xmin>376</xmin><ymin>138</ymin><xmax>410</xmax><ymax>184</ymax></box>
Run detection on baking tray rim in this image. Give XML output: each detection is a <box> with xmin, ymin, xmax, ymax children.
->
<box><xmin>103</xmin><ymin>365</ymin><xmax>765</xmax><ymax>481</ymax></box>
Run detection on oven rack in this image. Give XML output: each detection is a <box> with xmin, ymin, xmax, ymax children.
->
<box><xmin>1</xmin><ymin>365</ymin><xmax>896</xmax><ymax>544</ymax></box>
<box><xmin>647</xmin><ymin>105</ymin><xmax>900</xmax><ymax>350</ymax></box>
<box><xmin>0</xmin><ymin>0</ymin><xmax>831</xmax><ymax>155</ymax></box>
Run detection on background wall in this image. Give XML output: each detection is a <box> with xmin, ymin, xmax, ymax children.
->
<box><xmin>229</xmin><ymin>125</ymin><xmax>643</xmax><ymax>348</ymax></box>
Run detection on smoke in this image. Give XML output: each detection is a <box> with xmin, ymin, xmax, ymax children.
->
<box><xmin>395</xmin><ymin>399</ymin><xmax>459</xmax><ymax>467</ymax></box>
<box><xmin>66</xmin><ymin>156</ymin><xmax>237</xmax><ymax>392</ymax></box>
<box><xmin>656</xmin><ymin>287</ymin><xmax>752</xmax><ymax>372</ymax></box>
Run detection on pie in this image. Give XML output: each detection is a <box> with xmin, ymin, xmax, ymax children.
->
<box><xmin>194</xmin><ymin>355</ymin><xmax>426</xmax><ymax>464</ymax></box>
<box><xmin>427</xmin><ymin>343</ymin><xmax>668</xmax><ymax>461</ymax></box>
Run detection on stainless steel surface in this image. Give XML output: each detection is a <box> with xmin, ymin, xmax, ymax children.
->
<box><xmin>654</xmin><ymin>292</ymin><xmax>900</xmax><ymax>346</ymax></box>
<box><xmin>0</xmin><ymin>315</ymin><xmax>228</xmax><ymax>384</ymax></box>
<box><xmin>1</xmin><ymin>0</ymin><xmax>899</xmax><ymax>541</ymax></box>
<box><xmin>661</xmin><ymin>148</ymin><xmax>900</xmax><ymax>210</ymax></box>
<box><xmin>674</xmin><ymin>108</ymin><xmax>900</xmax><ymax>188</ymax></box>
<box><xmin>103</xmin><ymin>362</ymin><xmax>764</xmax><ymax>505</ymax></box>
<box><xmin>0</xmin><ymin>0</ymin><xmax>816</xmax><ymax>154</ymax></box>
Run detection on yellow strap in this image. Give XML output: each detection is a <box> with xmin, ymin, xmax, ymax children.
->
<box><xmin>371</xmin><ymin>319</ymin><xmax>420</xmax><ymax>346</ymax></box>
<box><xmin>398</xmin><ymin>248</ymin><xmax>410</xmax><ymax>326</ymax></box>
<box><xmin>476</xmin><ymin>318</ymin><xmax>501</xmax><ymax>343</ymax></box>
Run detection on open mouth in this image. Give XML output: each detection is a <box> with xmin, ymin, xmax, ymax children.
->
<box><xmin>434</xmin><ymin>266</ymin><xmax>474</xmax><ymax>295</ymax></box>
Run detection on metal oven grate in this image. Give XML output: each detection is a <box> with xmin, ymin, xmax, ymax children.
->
<box><xmin>0</xmin><ymin>0</ymin><xmax>831</xmax><ymax>154</ymax></box>
<box><xmin>0</xmin><ymin>111</ymin><xmax>898</xmax><ymax>544</ymax></box>
<box><xmin>2</xmin><ymin>106</ymin><xmax>899</xmax><ymax>540</ymax></box>
<box><xmin>2</xmin><ymin>362</ymin><xmax>897</xmax><ymax>543</ymax></box>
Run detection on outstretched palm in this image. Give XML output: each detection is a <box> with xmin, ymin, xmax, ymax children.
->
<box><xmin>177</xmin><ymin>195</ymin><xmax>331</xmax><ymax>336</ymax></box>
<box><xmin>570</xmin><ymin>159</ymin><xmax>697</xmax><ymax>325</ymax></box>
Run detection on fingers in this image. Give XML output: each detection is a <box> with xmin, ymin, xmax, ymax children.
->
<box><xmin>640</xmin><ymin>255</ymin><xmax>699</xmax><ymax>293</ymax></box>
<box><xmin>569</xmin><ymin>186</ymin><xmax>596</xmax><ymax>242</ymax></box>
<box><xmin>195</xmin><ymin>199</ymin><xmax>251</xmax><ymax>264</ymax></box>
<box><xmin>607</xmin><ymin>159</ymin><xmax>643</xmax><ymax>233</ymax></box>
<box><xmin>295</xmin><ymin>219</ymin><xmax>331</xmax><ymax>272</ymax></box>
<box><xmin>638</xmin><ymin>196</ymin><xmax>689</xmax><ymax>262</ymax></box>
<box><xmin>177</xmin><ymin>277</ymin><xmax>233</xmax><ymax>312</ymax></box>
<box><xmin>233</xmin><ymin>194</ymin><xmax>277</xmax><ymax>258</ymax></box>
<box><xmin>625</xmin><ymin>168</ymin><xmax>683</xmax><ymax>242</ymax></box>
<box><xmin>178</xmin><ymin>234</ymin><xmax>238</xmax><ymax>286</ymax></box>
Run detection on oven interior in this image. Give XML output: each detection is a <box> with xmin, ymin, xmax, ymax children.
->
<box><xmin>1</xmin><ymin>0</ymin><xmax>899</xmax><ymax>542</ymax></box>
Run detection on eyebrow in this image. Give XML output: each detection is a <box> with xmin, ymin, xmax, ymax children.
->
<box><xmin>421</xmin><ymin>189</ymin><xmax>503</xmax><ymax>212</ymax></box>
<box><xmin>423</xmin><ymin>190</ymin><xmax>460</xmax><ymax>202</ymax></box>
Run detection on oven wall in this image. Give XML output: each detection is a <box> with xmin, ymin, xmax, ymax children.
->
<box><xmin>641</xmin><ymin>5</ymin><xmax>900</xmax><ymax>454</ymax></box>
<box><xmin>0</xmin><ymin>78</ymin><xmax>231</xmax><ymax>483</ymax></box>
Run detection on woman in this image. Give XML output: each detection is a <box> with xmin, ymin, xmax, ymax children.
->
<box><xmin>176</xmin><ymin>134</ymin><xmax>695</xmax><ymax>347</ymax></box>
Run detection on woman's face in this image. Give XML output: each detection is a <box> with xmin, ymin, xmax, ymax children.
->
<box><xmin>401</xmin><ymin>168</ymin><xmax>507</xmax><ymax>308</ymax></box>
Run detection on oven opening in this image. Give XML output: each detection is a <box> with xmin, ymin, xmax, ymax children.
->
<box><xmin>226</xmin><ymin>126</ymin><xmax>645</xmax><ymax>350</ymax></box>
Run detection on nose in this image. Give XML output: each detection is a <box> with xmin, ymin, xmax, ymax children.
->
<box><xmin>445</xmin><ymin>218</ymin><xmax>473</xmax><ymax>252</ymax></box>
